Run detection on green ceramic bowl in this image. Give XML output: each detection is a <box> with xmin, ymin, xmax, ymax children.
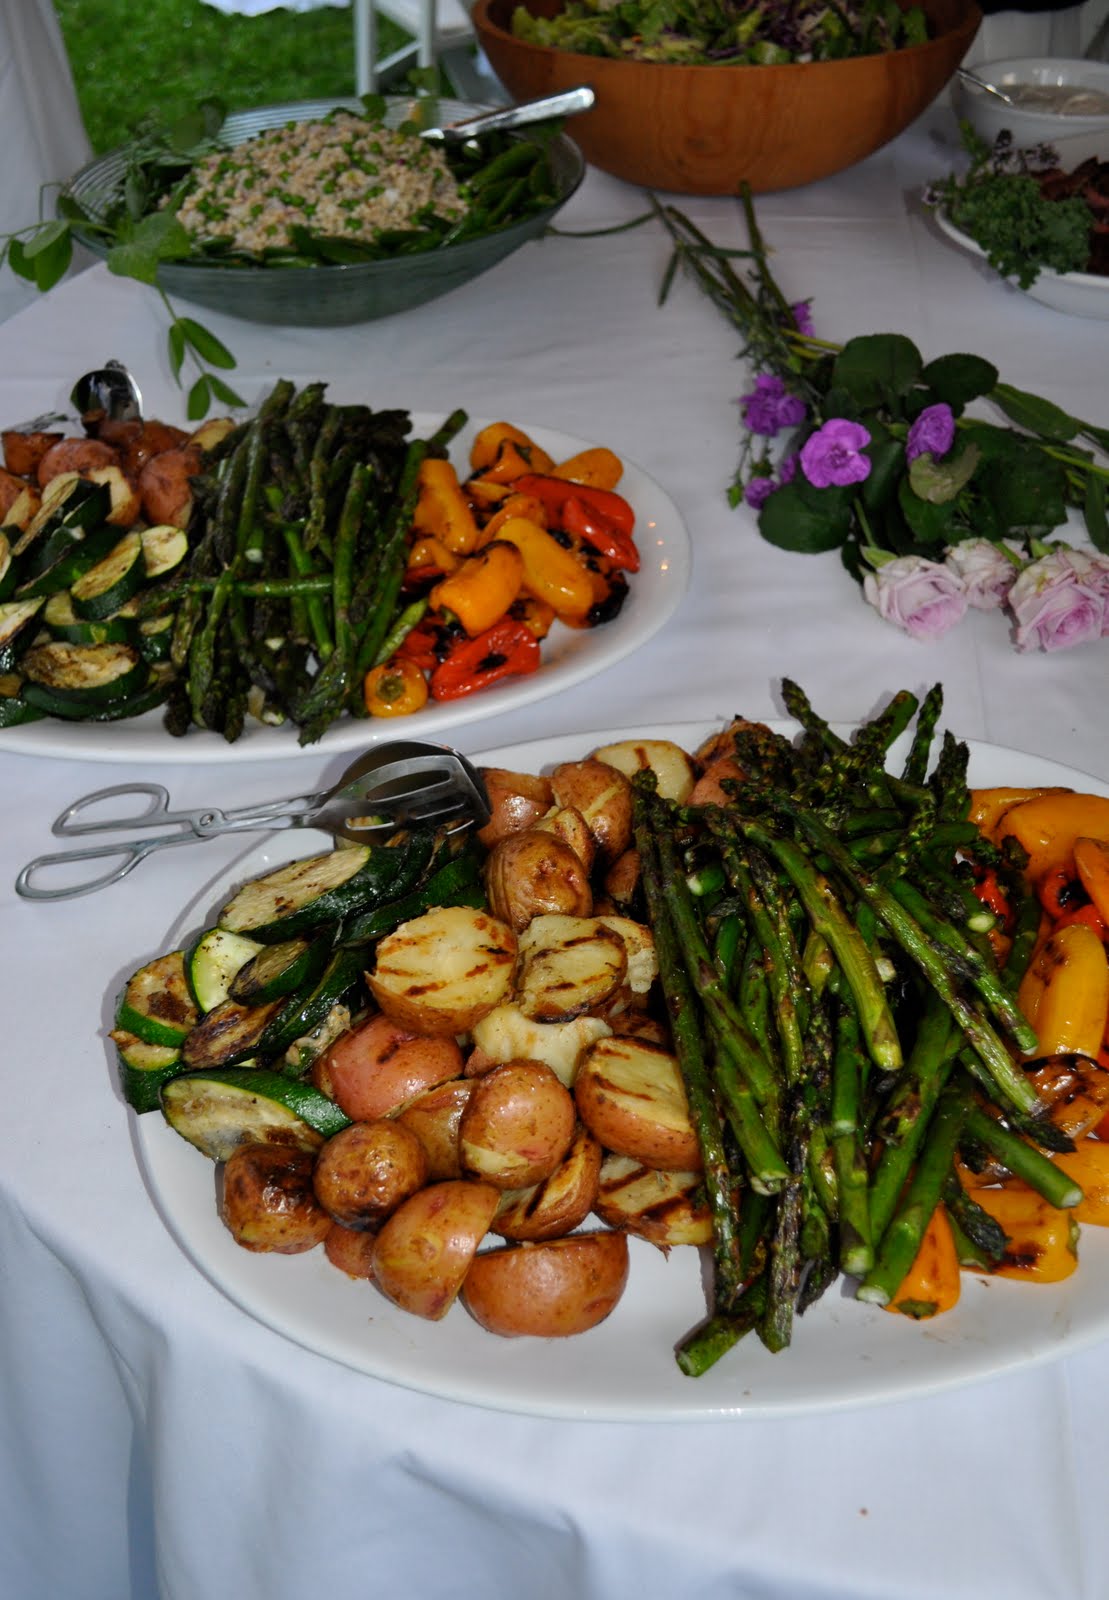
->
<box><xmin>63</xmin><ymin>98</ymin><xmax>584</xmax><ymax>327</ymax></box>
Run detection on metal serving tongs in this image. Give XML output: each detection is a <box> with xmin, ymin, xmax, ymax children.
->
<box><xmin>15</xmin><ymin>739</ymin><xmax>491</xmax><ymax>903</ymax></box>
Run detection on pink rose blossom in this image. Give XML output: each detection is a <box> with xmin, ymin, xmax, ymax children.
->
<box><xmin>799</xmin><ymin>419</ymin><xmax>872</xmax><ymax>489</ymax></box>
<box><xmin>1006</xmin><ymin>546</ymin><xmax>1106</xmax><ymax>652</ymax></box>
<box><xmin>863</xmin><ymin>555</ymin><xmax>968</xmax><ymax>641</ymax></box>
<box><xmin>943</xmin><ymin>539</ymin><xmax>1017</xmax><ymax>611</ymax></box>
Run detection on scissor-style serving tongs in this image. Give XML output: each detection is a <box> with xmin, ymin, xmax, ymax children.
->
<box><xmin>16</xmin><ymin>739</ymin><xmax>491</xmax><ymax>902</ymax></box>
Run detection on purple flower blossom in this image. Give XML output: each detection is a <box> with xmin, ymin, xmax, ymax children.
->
<box><xmin>740</xmin><ymin>374</ymin><xmax>808</xmax><ymax>437</ymax></box>
<box><xmin>744</xmin><ymin>475</ymin><xmax>777</xmax><ymax>510</ymax></box>
<box><xmin>943</xmin><ymin>539</ymin><xmax>1017</xmax><ymax>611</ymax></box>
<box><xmin>862</xmin><ymin>555</ymin><xmax>968</xmax><ymax>641</ymax></box>
<box><xmin>906</xmin><ymin>403</ymin><xmax>956</xmax><ymax>464</ymax></box>
<box><xmin>791</xmin><ymin>300</ymin><xmax>814</xmax><ymax>336</ymax></box>
<box><xmin>1006</xmin><ymin>546</ymin><xmax>1106</xmax><ymax>652</ymax></box>
<box><xmin>799</xmin><ymin>419</ymin><xmax>872</xmax><ymax>489</ymax></box>
<box><xmin>778</xmin><ymin>452</ymin><xmax>798</xmax><ymax>485</ymax></box>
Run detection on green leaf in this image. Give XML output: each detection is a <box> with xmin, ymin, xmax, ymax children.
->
<box><xmin>133</xmin><ymin>209</ymin><xmax>192</xmax><ymax>260</ymax></box>
<box><xmin>23</xmin><ymin>219</ymin><xmax>69</xmax><ymax>259</ymax></box>
<box><xmin>857</xmin><ymin>426</ymin><xmax>903</xmax><ymax>514</ymax></box>
<box><xmin>5</xmin><ymin>238</ymin><xmax>38</xmax><ymax>284</ymax></box>
<box><xmin>989</xmin><ymin>382</ymin><xmax>1080</xmax><ymax>443</ymax></box>
<box><xmin>757</xmin><ymin>480</ymin><xmax>852</xmax><ymax>553</ymax></box>
<box><xmin>106</xmin><ymin>238</ymin><xmax>161</xmax><ymax>284</ymax></box>
<box><xmin>962</xmin><ymin>425</ymin><xmax>1069</xmax><ymax>538</ymax></box>
<box><xmin>897</xmin><ymin>475</ymin><xmax>957</xmax><ymax>545</ymax></box>
<box><xmin>920</xmin><ymin>352</ymin><xmax>998</xmax><ymax>410</ymax></box>
<box><xmin>187</xmin><ymin>375</ymin><xmax>212</xmax><ymax>421</ymax></box>
<box><xmin>832</xmin><ymin>333</ymin><xmax>922</xmax><ymax>409</ymax></box>
<box><xmin>178</xmin><ymin>317</ymin><xmax>236</xmax><ymax>370</ymax></box>
<box><xmin>908</xmin><ymin>440</ymin><xmax>980</xmax><ymax>505</ymax></box>
<box><xmin>1084</xmin><ymin>472</ymin><xmax>1109</xmax><ymax>555</ymax></box>
<box><xmin>206</xmin><ymin>375</ymin><xmax>247</xmax><ymax>410</ymax></box>
<box><xmin>9</xmin><ymin>227</ymin><xmax>73</xmax><ymax>291</ymax></box>
<box><xmin>168</xmin><ymin>321</ymin><xmax>187</xmax><ymax>381</ymax></box>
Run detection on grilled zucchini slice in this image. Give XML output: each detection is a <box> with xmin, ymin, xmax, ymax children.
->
<box><xmin>112</xmin><ymin>1029</ymin><xmax>185</xmax><ymax>1114</ymax></box>
<box><xmin>187</xmin><ymin>928</ymin><xmax>265</xmax><ymax>1013</ymax></box>
<box><xmin>227</xmin><ymin>935</ymin><xmax>331</xmax><ymax>1005</ymax></box>
<box><xmin>20</xmin><ymin>640</ymin><xmax>148</xmax><ymax>705</ymax></box>
<box><xmin>181</xmin><ymin>997</ymin><xmax>287</xmax><ymax>1071</ymax></box>
<box><xmin>0</xmin><ymin>596</ymin><xmax>45</xmax><ymax>672</ymax></box>
<box><xmin>69</xmin><ymin>529</ymin><xmax>145</xmax><ymax>620</ymax></box>
<box><xmin>141</xmin><ymin>524</ymin><xmax>189</xmax><ymax>579</ymax></box>
<box><xmin>43</xmin><ymin>589</ymin><xmax>137</xmax><ymax>645</ymax></box>
<box><xmin>217</xmin><ymin>832</ymin><xmax>435</xmax><ymax>943</ymax></box>
<box><xmin>161</xmin><ymin>1068</ymin><xmax>350</xmax><ymax>1160</ymax></box>
<box><xmin>115</xmin><ymin>950</ymin><xmax>198</xmax><ymax>1047</ymax></box>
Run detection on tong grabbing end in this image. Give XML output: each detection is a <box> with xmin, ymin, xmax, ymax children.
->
<box><xmin>15</xmin><ymin>739</ymin><xmax>491</xmax><ymax>902</ymax></box>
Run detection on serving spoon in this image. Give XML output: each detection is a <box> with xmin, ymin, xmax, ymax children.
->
<box><xmin>419</xmin><ymin>85</ymin><xmax>595</xmax><ymax>145</ymax></box>
<box><xmin>70</xmin><ymin>358</ymin><xmax>143</xmax><ymax>423</ymax></box>
<box><xmin>11</xmin><ymin>359</ymin><xmax>144</xmax><ymax>435</ymax></box>
<box><xmin>955</xmin><ymin>68</ymin><xmax>1017</xmax><ymax>107</ymax></box>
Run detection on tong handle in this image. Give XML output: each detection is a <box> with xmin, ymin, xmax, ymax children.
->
<box><xmin>16</xmin><ymin>829</ymin><xmax>207</xmax><ymax>902</ymax></box>
<box><xmin>51</xmin><ymin>782</ymin><xmax>177</xmax><ymax>839</ymax></box>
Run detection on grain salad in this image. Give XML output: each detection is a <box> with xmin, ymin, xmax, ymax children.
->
<box><xmin>172</xmin><ymin>111</ymin><xmax>466</xmax><ymax>254</ymax></box>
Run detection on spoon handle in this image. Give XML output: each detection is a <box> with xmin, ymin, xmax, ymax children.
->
<box><xmin>425</xmin><ymin>85</ymin><xmax>595</xmax><ymax>142</ymax></box>
<box><xmin>955</xmin><ymin>67</ymin><xmax>1015</xmax><ymax>107</ymax></box>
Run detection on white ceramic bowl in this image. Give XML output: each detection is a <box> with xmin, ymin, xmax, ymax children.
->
<box><xmin>934</xmin><ymin>130</ymin><xmax>1109</xmax><ymax>318</ymax></box>
<box><xmin>953</xmin><ymin>56</ymin><xmax>1109</xmax><ymax>147</ymax></box>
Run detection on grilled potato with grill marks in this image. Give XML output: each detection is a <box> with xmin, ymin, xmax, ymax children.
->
<box><xmin>368</xmin><ymin>906</ymin><xmax>518</xmax><ymax>1035</ymax></box>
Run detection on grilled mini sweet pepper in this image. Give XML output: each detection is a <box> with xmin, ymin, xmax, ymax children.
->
<box><xmin>411</xmin><ymin>459</ymin><xmax>480</xmax><ymax>554</ymax></box>
<box><xmin>429</xmin><ymin>617</ymin><xmax>540</xmax><ymax>701</ymax></box>
<box><xmin>429</xmin><ymin>541</ymin><xmax>525</xmax><ymax>638</ymax></box>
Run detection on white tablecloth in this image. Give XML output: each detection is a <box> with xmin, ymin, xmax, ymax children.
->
<box><xmin>3</xmin><ymin>105</ymin><xmax>1109</xmax><ymax>1600</ymax></box>
<box><xmin>0</xmin><ymin>0</ymin><xmax>91</xmax><ymax>323</ymax></box>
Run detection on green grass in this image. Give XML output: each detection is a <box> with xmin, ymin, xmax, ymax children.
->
<box><xmin>54</xmin><ymin>0</ymin><xmax>409</xmax><ymax>152</ymax></box>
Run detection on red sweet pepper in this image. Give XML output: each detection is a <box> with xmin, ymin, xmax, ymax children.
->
<box><xmin>429</xmin><ymin>617</ymin><xmax>541</xmax><ymax>702</ymax></box>
<box><xmin>561</xmin><ymin>493</ymin><xmax>640</xmax><ymax>573</ymax></box>
<box><xmin>395</xmin><ymin>617</ymin><xmax>449</xmax><ymax>673</ymax></box>
<box><xmin>512</xmin><ymin>474</ymin><xmax>636</xmax><ymax>537</ymax></box>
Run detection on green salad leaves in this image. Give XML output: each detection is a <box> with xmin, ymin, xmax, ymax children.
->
<box><xmin>511</xmin><ymin>0</ymin><xmax>929</xmax><ymax>64</ymax></box>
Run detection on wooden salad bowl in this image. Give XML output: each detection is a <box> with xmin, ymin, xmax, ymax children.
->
<box><xmin>472</xmin><ymin>0</ymin><xmax>981</xmax><ymax>195</ymax></box>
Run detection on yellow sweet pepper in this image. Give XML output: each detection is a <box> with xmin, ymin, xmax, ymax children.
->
<box><xmin>429</xmin><ymin>540</ymin><xmax>525</xmax><ymax>637</ymax></box>
<box><xmin>492</xmin><ymin>515</ymin><xmax>595</xmax><ymax>621</ymax></box>
<box><xmin>1052</xmin><ymin>1137</ymin><xmax>1109</xmax><ymax>1227</ymax></box>
<box><xmin>971</xmin><ymin>1184</ymin><xmax>1079</xmax><ymax>1283</ymax></box>
<box><xmin>1017</xmin><ymin>920</ymin><xmax>1109</xmax><ymax>1060</ymax></box>
<box><xmin>1074</xmin><ymin>836</ymin><xmax>1109</xmax><ymax>924</ymax></box>
<box><xmin>883</xmin><ymin>1204</ymin><xmax>961</xmax><ymax>1318</ymax></box>
<box><xmin>468</xmin><ymin>422</ymin><xmax>554</xmax><ymax>476</ymax></box>
<box><xmin>550</xmin><ymin>446</ymin><xmax>624</xmax><ymax>490</ymax></box>
<box><xmin>995</xmin><ymin>791</ymin><xmax>1109</xmax><ymax>882</ymax></box>
<box><xmin>411</xmin><ymin>459</ymin><xmax>480</xmax><ymax>554</ymax></box>
<box><xmin>968</xmin><ymin>786</ymin><xmax>1070</xmax><ymax>842</ymax></box>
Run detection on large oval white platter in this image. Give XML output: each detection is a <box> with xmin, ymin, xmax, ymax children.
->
<box><xmin>135</xmin><ymin>723</ymin><xmax>1109</xmax><ymax>1421</ymax></box>
<box><xmin>0</xmin><ymin>423</ymin><xmax>691</xmax><ymax>764</ymax></box>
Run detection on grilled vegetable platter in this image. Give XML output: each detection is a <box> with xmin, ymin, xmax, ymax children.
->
<box><xmin>114</xmin><ymin>681</ymin><xmax>1109</xmax><ymax>1396</ymax></box>
<box><xmin>0</xmin><ymin>383</ymin><xmax>647</xmax><ymax>748</ymax></box>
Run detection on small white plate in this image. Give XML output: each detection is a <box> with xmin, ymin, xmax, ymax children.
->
<box><xmin>0</xmin><ymin>421</ymin><xmax>691</xmax><ymax>764</ymax></box>
<box><xmin>135</xmin><ymin>723</ymin><xmax>1109</xmax><ymax>1421</ymax></box>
